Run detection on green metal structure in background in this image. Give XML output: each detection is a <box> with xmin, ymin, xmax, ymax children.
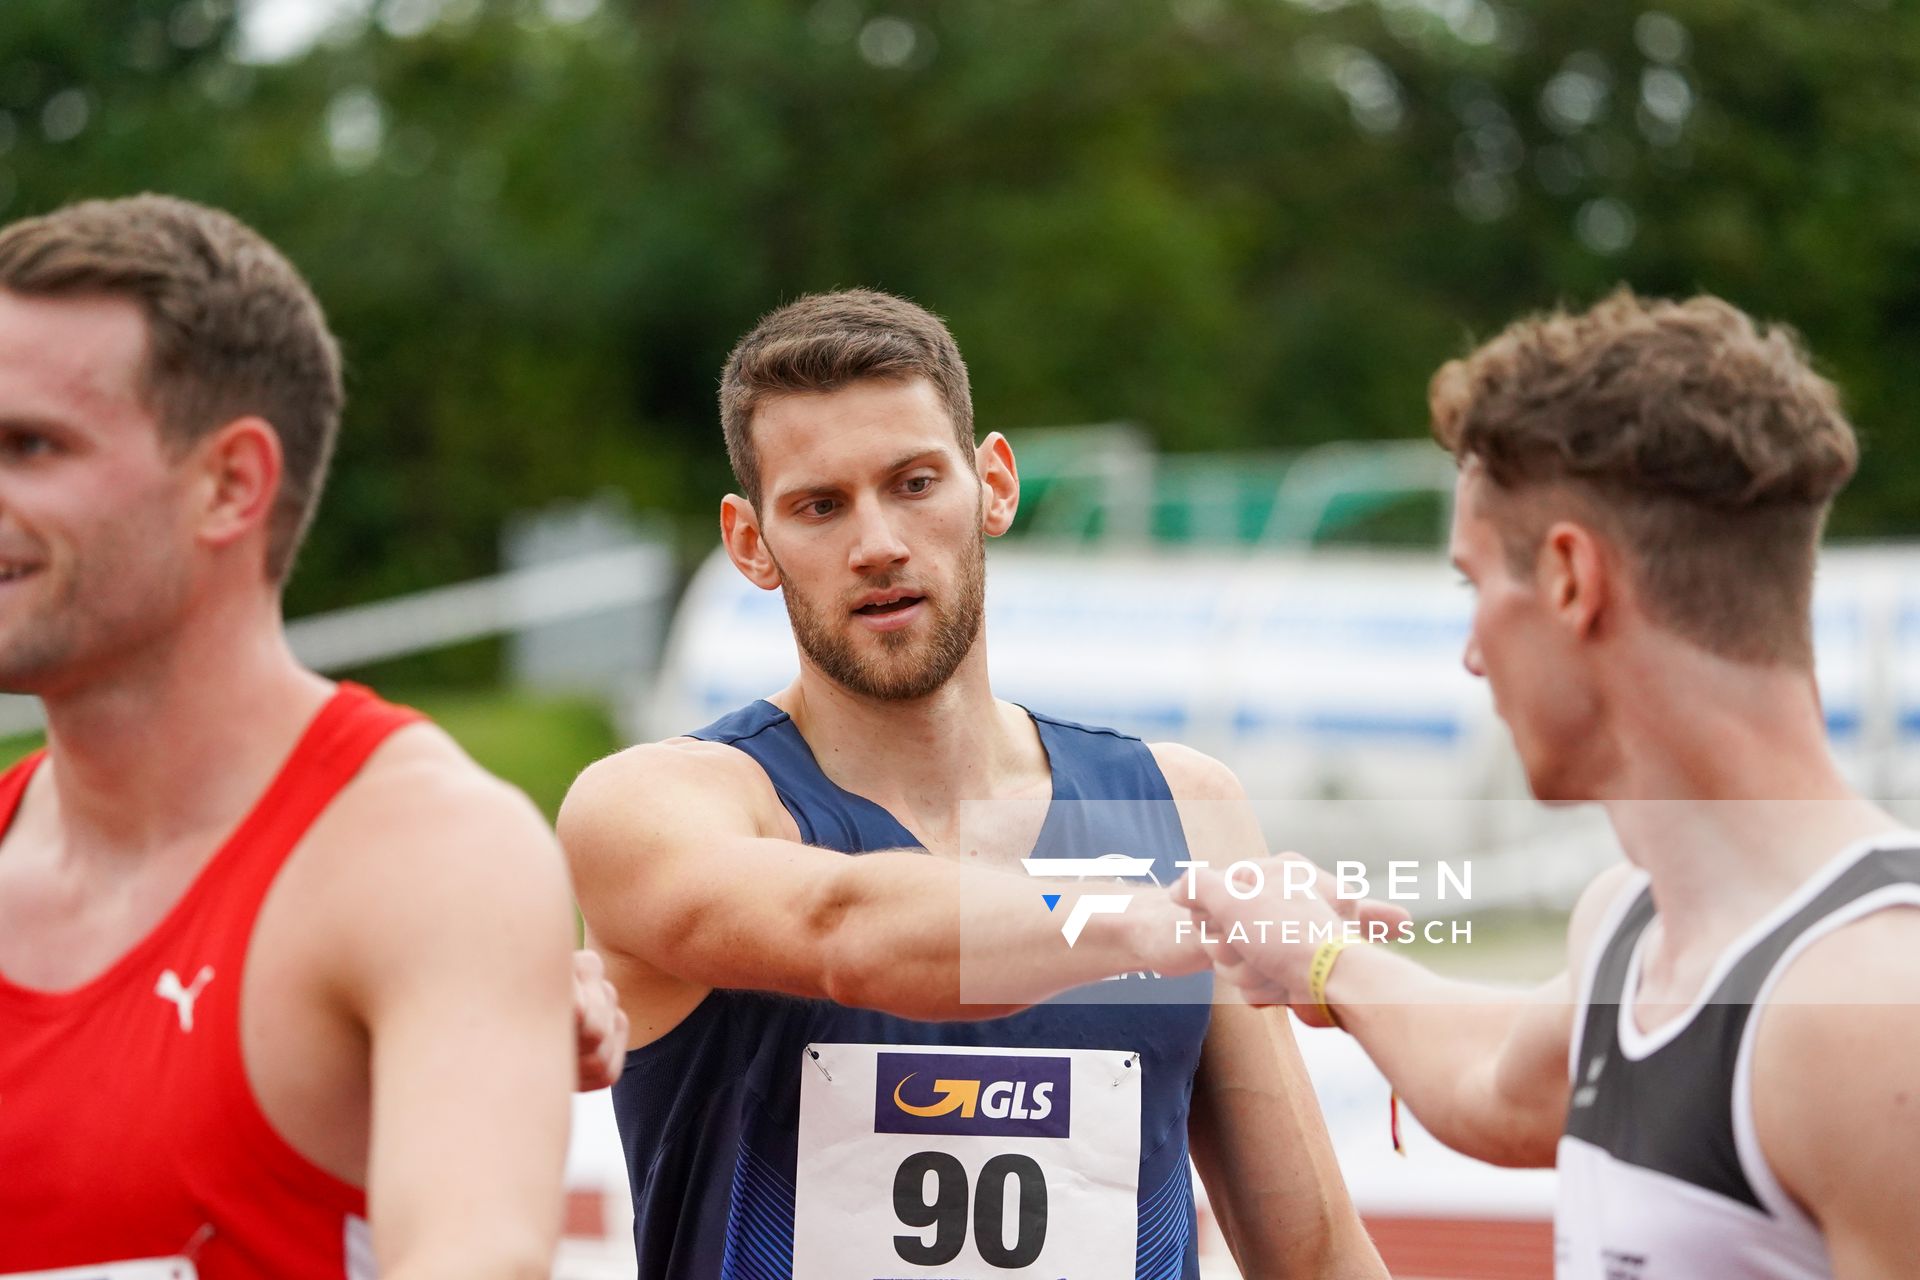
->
<box><xmin>1007</xmin><ymin>427</ymin><xmax>1456</xmax><ymax>552</ymax></box>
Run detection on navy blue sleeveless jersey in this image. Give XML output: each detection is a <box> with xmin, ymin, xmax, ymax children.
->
<box><xmin>612</xmin><ymin>700</ymin><xmax>1214</xmax><ymax>1280</ymax></box>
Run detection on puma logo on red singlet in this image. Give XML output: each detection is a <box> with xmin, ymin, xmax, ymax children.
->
<box><xmin>154</xmin><ymin>966</ymin><xmax>215</xmax><ymax>1033</ymax></box>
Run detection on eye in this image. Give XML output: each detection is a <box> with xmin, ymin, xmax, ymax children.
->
<box><xmin>0</xmin><ymin>429</ymin><xmax>55</xmax><ymax>461</ymax></box>
<box><xmin>802</xmin><ymin>498</ymin><xmax>838</xmax><ymax>519</ymax></box>
<box><xmin>901</xmin><ymin>474</ymin><xmax>935</xmax><ymax>495</ymax></box>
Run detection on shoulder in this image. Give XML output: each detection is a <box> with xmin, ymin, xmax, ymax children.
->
<box><xmin>1144</xmin><ymin>742</ymin><xmax>1262</xmax><ymax>851</ymax></box>
<box><xmin>1565</xmin><ymin>861</ymin><xmax>1645</xmax><ymax>976</ymax></box>
<box><xmin>558</xmin><ymin>736</ymin><xmax>788</xmax><ymax>871</ymax></box>
<box><xmin>326</xmin><ymin>720</ymin><xmax>554</xmax><ymax>859</ymax></box>
<box><xmin>287</xmin><ymin>722</ymin><xmax>575</xmax><ymax>1004</ymax></box>
<box><xmin>1146</xmin><ymin>740</ymin><xmax>1247</xmax><ymax>805</ymax></box>
<box><xmin>1751</xmin><ymin>904</ymin><xmax>1920</xmax><ymax>1232</ymax></box>
<box><xmin>569</xmin><ymin>735</ymin><xmax>774</xmax><ymax>802</ymax></box>
<box><xmin>1756</xmin><ymin>902</ymin><xmax>1920</xmax><ymax>1066</ymax></box>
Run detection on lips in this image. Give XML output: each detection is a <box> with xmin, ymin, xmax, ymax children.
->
<box><xmin>849</xmin><ymin>588</ymin><xmax>929</xmax><ymax>634</ymax></box>
<box><xmin>854</xmin><ymin>595</ymin><xmax>924</xmax><ymax>615</ymax></box>
<box><xmin>852</xmin><ymin>587</ymin><xmax>926</xmax><ymax>615</ymax></box>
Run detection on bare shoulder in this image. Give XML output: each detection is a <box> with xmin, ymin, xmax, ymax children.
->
<box><xmin>1757</xmin><ymin>904</ymin><xmax>1920</xmax><ymax>1066</ymax></box>
<box><xmin>324</xmin><ymin>720</ymin><xmax>555</xmax><ymax>860</ymax></box>
<box><xmin>1752</xmin><ymin>905</ymin><xmax>1920</xmax><ymax>1236</ymax></box>
<box><xmin>563</xmin><ymin>736</ymin><xmax>777</xmax><ymax>820</ymax></box>
<box><xmin>558</xmin><ymin>735</ymin><xmax>785</xmax><ymax>853</ymax></box>
<box><xmin>278</xmin><ymin>720</ymin><xmax>575</xmax><ymax>1010</ymax></box>
<box><xmin>1564</xmin><ymin>861</ymin><xmax>1643</xmax><ymax>976</ymax></box>
<box><xmin>1146</xmin><ymin>741</ymin><xmax>1248</xmax><ymax>805</ymax></box>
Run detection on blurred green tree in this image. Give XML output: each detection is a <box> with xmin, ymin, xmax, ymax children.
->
<box><xmin>1</xmin><ymin>0</ymin><xmax>1915</xmax><ymax>625</ymax></box>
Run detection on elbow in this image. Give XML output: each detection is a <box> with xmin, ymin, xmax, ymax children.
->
<box><xmin>818</xmin><ymin>939</ymin><xmax>883</xmax><ymax>1011</ymax></box>
<box><xmin>1476</xmin><ymin>1126</ymin><xmax>1561</xmax><ymax>1169</ymax></box>
<box><xmin>814</xmin><ymin>932</ymin><xmax>1029</xmax><ymax>1020</ymax></box>
<box><xmin>1469</xmin><ymin>1094</ymin><xmax>1565</xmax><ymax>1169</ymax></box>
<box><xmin>809</xmin><ymin>861</ymin><xmax>875</xmax><ymax>1007</ymax></box>
<box><xmin>817</xmin><ymin>926</ymin><xmax>990</xmax><ymax>1020</ymax></box>
<box><xmin>809</xmin><ymin>864</ymin><xmax>920</xmax><ymax>1014</ymax></box>
<box><xmin>807</xmin><ymin>864</ymin><xmax>1021</xmax><ymax>1021</ymax></box>
<box><xmin>1429</xmin><ymin>1103</ymin><xmax>1562</xmax><ymax>1170</ymax></box>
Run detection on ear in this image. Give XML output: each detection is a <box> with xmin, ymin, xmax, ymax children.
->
<box><xmin>720</xmin><ymin>494</ymin><xmax>781</xmax><ymax>590</ymax></box>
<box><xmin>1540</xmin><ymin>520</ymin><xmax>1608</xmax><ymax>639</ymax></box>
<box><xmin>975</xmin><ymin>432</ymin><xmax>1020</xmax><ymax>538</ymax></box>
<box><xmin>190</xmin><ymin>416</ymin><xmax>282</xmax><ymax>560</ymax></box>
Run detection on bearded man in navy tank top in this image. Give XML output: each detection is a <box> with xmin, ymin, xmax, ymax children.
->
<box><xmin>561</xmin><ymin>290</ymin><xmax>1392</xmax><ymax>1280</ymax></box>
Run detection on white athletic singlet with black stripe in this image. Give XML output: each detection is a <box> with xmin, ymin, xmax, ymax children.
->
<box><xmin>1555</xmin><ymin>833</ymin><xmax>1920</xmax><ymax>1280</ymax></box>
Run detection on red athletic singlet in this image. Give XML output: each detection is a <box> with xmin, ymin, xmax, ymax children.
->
<box><xmin>0</xmin><ymin>683</ymin><xmax>422</xmax><ymax>1278</ymax></box>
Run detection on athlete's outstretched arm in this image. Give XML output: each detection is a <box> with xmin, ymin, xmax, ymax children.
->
<box><xmin>1151</xmin><ymin>744</ymin><xmax>1386</xmax><ymax>1277</ymax></box>
<box><xmin>1314</xmin><ymin>952</ymin><xmax>1574</xmax><ymax>1168</ymax></box>
<box><xmin>1754</xmin><ymin>908</ymin><xmax>1920</xmax><ymax>1279</ymax></box>
<box><xmin>560</xmin><ymin>740</ymin><xmax>1204</xmax><ymax>1025</ymax></box>
<box><xmin>326</xmin><ymin>741</ymin><xmax>575</xmax><ymax>1278</ymax></box>
<box><xmin>1190</xmin><ymin>860</ymin><xmax>1638</xmax><ymax>1168</ymax></box>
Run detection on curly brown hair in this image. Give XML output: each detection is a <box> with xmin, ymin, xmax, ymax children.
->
<box><xmin>1431</xmin><ymin>290</ymin><xmax>1858</xmax><ymax>666</ymax></box>
<box><xmin>719</xmin><ymin>289</ymin><xmax>974</xmax><ymax>506</ymax></box>
<box><xmin>0</xmin><ymin>194</ymin><xmax>342</xmax><ymax>583</ymax></box>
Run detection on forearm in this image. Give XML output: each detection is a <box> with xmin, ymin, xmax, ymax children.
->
<box><xmin>1325</xmin><ymin>944</ymin><xmax>1551</xmax><ymax>1163</ymax></box>
<box><xmin>809</xmin><ymin>850</ymin><xmax>1188</xmax><ymax>1019</ymax></box>
<box><xmin>1193</xmin><ymin>1008</ymin><xmax>1388</xmax><ymax>1279</ymax></box>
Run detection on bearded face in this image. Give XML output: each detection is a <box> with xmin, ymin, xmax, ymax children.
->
<box><xmin>776</xmin><ymin>518</ymin><xmax>985</xmax><ymax>702</ymax></box>
<box><xmin>737</xmin><ymin>377</ymin><xmax>994</xmax><ymax>704</ymax></box>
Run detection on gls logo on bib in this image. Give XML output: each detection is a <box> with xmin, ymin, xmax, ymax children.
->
<box><xmin>874</xmin><ymin>1051</ymin><xmax>1071</xmax><ymax>1139</ymax></box>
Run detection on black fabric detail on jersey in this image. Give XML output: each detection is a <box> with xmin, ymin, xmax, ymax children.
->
<box><xmin>1564</xmin><ymin>845</ymin><xmax>1920</xmax><ymax>1214</ymax></box>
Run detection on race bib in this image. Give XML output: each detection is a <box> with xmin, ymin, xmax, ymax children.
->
<box><xmin>2</xmin><ymin>1262</ymin><xmax>198</xmax><ymax>1280</ymax></box>
<box><xmin>794</xmin><ymin>1042</ymin><xmax>1142</xmax><ymax>1280</ymax></box>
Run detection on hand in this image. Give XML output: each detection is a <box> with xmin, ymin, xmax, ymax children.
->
<box><xmin>1124</xmin><ymin>887</ymin><xmax>1214</xmax><ymax>978</ymax></box>
<box><xmin>1177</xmin><ymin>854</ymin><xmax>1409</xmax><ymax>1024</ymax></box>
<box><xmin>572</xmin><ymin>949</ymin><xmax>628</xmax><ymax>1092</ymax></box>
<box><xmin>1282</xmin><ymin>851</ymin><xmax>1410</xmax><ymax>935</ymax></box>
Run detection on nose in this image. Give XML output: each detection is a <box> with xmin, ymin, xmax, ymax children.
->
<box><xmin>1462</xmin><ymin>635</ymin><xmax>1485</xmax><ymax>679</ymax></box>
<box><xmin>847</xmin><ymin>498</ymin><xmax>909</xmax><ymax>575</ymax></box>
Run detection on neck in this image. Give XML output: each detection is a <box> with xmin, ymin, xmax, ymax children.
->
<box><xmin>774</xmin><ymin>641</ymin><xmax>1047</xmax><ymax>824</ymax></box>
<box><xmin>34</xmin><ymin>589</ymin><xmax>332</xmax><ymax>860</ymax></box>
<box><xmin>1595</xmin><ymin>645</ymin><xmax>1896</xmax><ymax>950</ymax></box>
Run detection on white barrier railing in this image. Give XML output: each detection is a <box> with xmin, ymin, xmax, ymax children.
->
<box><xmin>0</xmin><ymin>541</ymin><xmax>677</xmax><ymax>740</ymax></box>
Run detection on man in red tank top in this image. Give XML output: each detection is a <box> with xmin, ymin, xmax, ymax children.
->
<box><xmin>0</xmin><ymin>196</ymin><xmax>605</xmax><ymax>1278</ymax></box>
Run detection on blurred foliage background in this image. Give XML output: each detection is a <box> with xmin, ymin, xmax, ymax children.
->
<box><xmin>3</xmin><ymin>0</ymin><xmax>1918</xmax><ymax>621</ymax></box>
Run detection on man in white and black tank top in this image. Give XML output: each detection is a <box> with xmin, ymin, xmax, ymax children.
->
<box><xmin>1558</xmin><ymin>840</ymin><xmax>1920</xmax><ymax>1278</ymax></box>
<box><xmin>1184</xmin><ymin>292</ymin><xmax>1920</xmax><ymax>1277</ymax></box>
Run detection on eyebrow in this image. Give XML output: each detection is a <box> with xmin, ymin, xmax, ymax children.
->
<box><xmin>771</xmin><ymin>448</ymin><xmax>950</xmax><ymax>508</ymax></box>
<box><xmin>881</xmin><ymin>448</ymin><xmax>948</xmax><ymax>475</ymax></box>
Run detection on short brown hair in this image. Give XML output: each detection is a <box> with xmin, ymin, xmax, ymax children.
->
<box><xmin>719</xmin><ymin>289</ymin><xmax>974</xmax><ymax>505</ymax></box>
<box><xmin>0</xmin><ymin>194</ymin><xmax>343</xmax><ymax>582</ymax></box>
<box><xmin>1430</xmin><ymin>290</ymin><xmax>1858</xmax><ymax>666</ymax></box>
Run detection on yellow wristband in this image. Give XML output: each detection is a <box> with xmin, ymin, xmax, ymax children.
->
<box><xmin>1307</xmin><ymin>939</ymin><xmax>1358</xmax><ymax>1030</ymax></box>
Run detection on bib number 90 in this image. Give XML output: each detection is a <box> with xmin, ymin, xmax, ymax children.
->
<box><xmin>892</xmin><ymin>1151</ymin><xmax>1049</xmax><ymax>1268</ymax></box>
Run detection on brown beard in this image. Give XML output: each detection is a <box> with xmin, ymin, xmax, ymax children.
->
<box><xmin>776</xmin><ymin>525</ymin><xmax>986</xmax><ymax>701</ymax></box>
